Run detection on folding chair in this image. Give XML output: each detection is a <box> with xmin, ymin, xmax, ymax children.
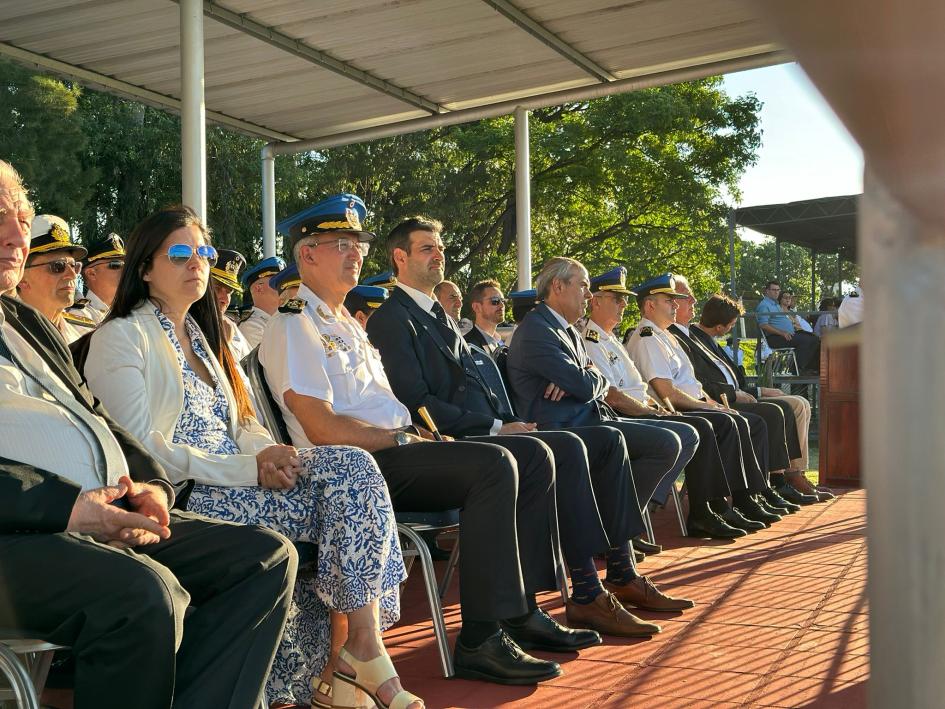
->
<box><xmin>0</xmin><ymin>637</ymin><xmax>63</xmax><ymax>709</ymax></box>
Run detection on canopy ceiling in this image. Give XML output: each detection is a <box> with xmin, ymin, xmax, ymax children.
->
<box><xmin>0</xmin><ymin>0</ymin><xmax>785</xmax><ymax>143</ymax></box>
<box><xmin>735</xmin><ymin>194</ymin><xmax>859</xmax><ymax>260</ymax></box>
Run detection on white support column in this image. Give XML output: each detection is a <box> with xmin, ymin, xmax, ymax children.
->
<box><xmin>514</xmin><ymin>106</ymin><xmax>532</xmax><ymax>290</ymax></box>
<box><xmin>180</xmin><ymin>0</ymin><xmax>206</xmax><ymax>221</ymax></box>
<box><xmin>261</xmin><ymin>146</ymin><xmax>276</xmax><ymax>257</ymax></box>
<box><xmin>861</xmin><ymin>170</ymin><xmax>945</xmax><ymax>708</ymax></box>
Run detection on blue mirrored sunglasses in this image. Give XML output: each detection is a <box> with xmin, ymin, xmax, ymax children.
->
<box><xmin>166</xmin><ymin>243</ymin><xmax>218</xmax><ymax>267</ymax></box>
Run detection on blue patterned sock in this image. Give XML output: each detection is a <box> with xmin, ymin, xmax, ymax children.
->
<box><xmin>569</xmin><ymin>558</ymin><xmax>604</xmax><ymax>604</ymax></box>
<box><xmin>605</xmin><ymin>543</ymin><xmax>638</xmax><ymax>586</ymax></box>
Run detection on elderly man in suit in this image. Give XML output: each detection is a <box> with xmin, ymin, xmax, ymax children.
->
<box><xmin>368</xmin><ymin>217</ymin><xmax>694</xmax><ymax>641</ymax></box>
<box><xmin>0</xmin><ymin>159</ymin><xmax>296</xmax><ymax>709</ymax></box>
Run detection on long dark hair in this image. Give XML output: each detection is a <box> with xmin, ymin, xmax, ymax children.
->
<box><xmin>105</xmin><ymin>205</ymin><xmax>255</xmax><ymax>422</ymax></box>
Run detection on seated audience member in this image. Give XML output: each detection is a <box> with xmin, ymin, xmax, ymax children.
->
<box><xmin>503</xmin><ymin>288</ymin><xmax>539</xmax><ymax>346</ymax></box>
<box><xmin>625</xmin><ymin>274</ymin><xmax>800</xmax><ymax>521</ymax></box>
<box><xmin>71</xmin><ymin>232</ymin><xmax>125</xmax><ymax>324</ymax></box>
<box><xmin>465</xmin><ymin>278</ymin><xmax>508</xmax><ymax>359</ymax></box>
<box><xmin>778</xmin><ymin>289</ymin><xmax>814</xmax><ymax>333</ymax></box>
<box><xmin>239</xmin><ymin>256</ymin><xmax>286</xmax><ymax>349</ymax></box>
<box><xmin>208</xmin><ymin>248</ymin><xmax>253</xmax><ymax>362</ymax></box>
<box><xmin>0</xmin><ymin>161</ymin><xmax>296</xmax><ymax>708</ymax></box>
<box><xmin>362</xmin><ymin>270</ymin><xmax>398</xmax><ymax>290</ymax></box>
<box><xmin>755</xmin><ymin>280</ymin><xmax>821</xmax><ymax>373</ymax></box>
<box><xmin>814</xmin><ymin>297</ymin><xmax>840</xmax><ymax>336</ymax></box>
<box><xmin>271</xmin><ymin>262</ymin><xmax>302</xmax><ymax>305</ymax></box>
<box><xmin>260</xmin><ymin>195</ymin><xmax>564</xmax><ymax>687</ymax></box>
<box><xmin>670</xmin><ymin>276</ymin><xmax>821</xmax><ymax>506</ymax></box>
<box><xmin>83</xmin><ymin>205</ymin><xmax>415</xmax><ymax>709</ymax></box>
<box><xmin>433</xmin><ymin>278</ymin><xmax>472</xmax><ymax>333</ymax></box>
<box><xmin>580</xmin><ymin>267</ymin><xmax>764</xmax><ymax>537</ymax></box>
<box><xmin>17</xmin><ymin>214</ymin><xmax>96</xmax><ymax>343</ymax></box>
<box><xmin>344</xmin><ymin>283</ymin><xmax>388</xmax><ymax>328</ymax></box>
<box><xmin>695</xmin><ymin>294</ymin><xmax>831</xmax><ymax>500</ymax></box>
<box><xmin>838</xmin><ymin>285</ymin><xmax>863</xmax><ymax>327</ymax></box>
<box><xmin>369</xmin><ymin>219</ymin><xmax>691</xmax><ymax>641</ymax></box>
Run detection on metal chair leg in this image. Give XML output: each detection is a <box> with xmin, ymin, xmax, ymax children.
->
<box><xmin>396</xmin><ymin>524</ymin><xmax>454</xmax><ymax>678</ymax></box>
<box><xmin>671</xmin><ymin>481</ymin><xmax>688</xmax><ymax>536</ymax></box>
<box><xmin>0</xmin><ymin>643</ymin><xmax>40</xmax><ymax>709</ymax></box>
<box><xmin>438</xmin><ymin>538</ymin><xmax>461</xmax><ymax>601</ymax></box>
<box><xmin>642</xmin><ymin>506</ymin><xmax>656</xmax><ymax>545</ymax></box>
<box><xmin>26</xmin><ymin>650</ymin><xmax>54</xmax><ymax>700</ymax></box>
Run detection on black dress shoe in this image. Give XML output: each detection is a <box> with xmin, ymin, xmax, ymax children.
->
<box><xmin>755</xmin><ymin>495</ymin><xmax>789</xmax><ymax>516</ymax></box>
<box><xmin>633</xmin><ymin>536</ymin><xmax>662</xmax><ymax>555</ymax></box>
<box><xmin>634</xmin><ymin>548</ymin><xmax>646</xmax><ymax>564</ymax></box>
<box><xmin>761</xmin><ymin>488</ymin><xmax>800</xmax><ymax>513</ymax></box>
<box><xmin>687</xmin><ymin>511</ymin><xmax>747</xmax><ymax>539</ymax></box>
<box><xmin>733</xmin><ymin>496</ymin><xmax>781</xmax><ymax>526</ymax></box>
<box><xmin>718</xmin><ymin>506</ymin><xmax>766</xmax><ymax>531</ymax></box>
<box><xmin>775</xmin><ymin>483</ymin><xmax>818</xmax><ymax>506</ymax></box>
<box><xmin>501</xmin><ymin>609</ymin><xmax>602</xmax><ymax>652</ymax></box>
<box><xmin>454</xmin><ymin>630</ymin><xmax>562</xmax><ymax>685</ymax></box>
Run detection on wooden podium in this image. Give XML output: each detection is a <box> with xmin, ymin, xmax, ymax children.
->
<box><xmin>818</xmin><ymin>329</ymin><xmax>861</xmax><ymax>487</ymax></box>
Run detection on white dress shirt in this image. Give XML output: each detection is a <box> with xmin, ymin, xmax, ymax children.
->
<box><xmin>578</xmin><ymin>318</ymin><xmax>648</xmax><ymax>402</ymax></box>
<box><xmin>625</xmin><ymin>317</ymin><xmax>705</xmax><ymax>400</ymax></box>
<box><xmin>0</xmin><ymin>309</ymin><xmax>128</xmax><ymax>491</ymax></box>
<box><xmin>239</xmin><ymin>307</ymin><xmax>270</xmax><ymax>349</ymax></box>
<box><xmin>260</xmin><ymin>284</ymin><xmax>411</xmax><ymax>448</ymax></box>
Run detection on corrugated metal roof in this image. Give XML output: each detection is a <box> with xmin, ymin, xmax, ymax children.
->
<box><xmin>0</xmin><ymin>0</ymin><xmax>784</xmax><ymax>143</ymax></box>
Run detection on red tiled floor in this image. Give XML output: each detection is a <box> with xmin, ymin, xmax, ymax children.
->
<box><xmin>382</xmin><ymin>488</ymin><xmax>871</xmax><ymax>708</ymax></box>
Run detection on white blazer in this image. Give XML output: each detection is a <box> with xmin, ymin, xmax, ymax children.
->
<box><xmin>84</xmin><ymin>302</ymin><xmax>274</xmax><ymax>486</ymax></box>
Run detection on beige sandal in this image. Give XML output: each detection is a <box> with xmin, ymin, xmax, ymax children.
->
<box><xmin>333</xmin><ymin>647</ymin><xmax>423</xmax><ymax>709</ymax></box>
<box><xmin>311</xmin><ymin>677</ymin><xmax>333</xmax><ymax>709</ymax></box>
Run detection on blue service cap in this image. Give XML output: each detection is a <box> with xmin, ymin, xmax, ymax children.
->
<box><xmin>344</xmin><ymin>285</ymin><xmax>388</xmax><ymax>313</ymax></box>
<box><xmin>269</xmin><ymin>263</ymin><xmax>301</xmax><ymax>294</ymax></box>
<box><xmin>508</xmin><ymin>288</ymin><xmax>538</xmax><ymax>304</ymax></box>
<box><xmin>632</xmin><ymin>273</ymin><xmax>688</xmax><ymax>299</ymax></box>
<box><xmin>591</xmin><ymin>266</ymin><xmax>636</xmax><ymax>295</ymax></box>
<box><xmin>361</xmin><ymin>271</ymin><xmax>397</xmax><ymax>290</ymax></box>
<box><xmin>277</xmin><ymin>194</ymin><xmax>374</xmax><ymax>251</ymax></box>
<box><xmin>242</xmin><ymin>256</ymin><xmax>286</xmax><ymax>287</ymax></box>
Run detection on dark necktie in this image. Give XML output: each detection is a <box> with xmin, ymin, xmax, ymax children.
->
<box><xmin>431</xmin><ymin>301</ymin><xmax>449</xmax><ymax>326</ymax></box>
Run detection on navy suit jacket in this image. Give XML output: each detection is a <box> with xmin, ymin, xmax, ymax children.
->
<box><xmin>366</xmin><ymin>287</ymin><xmax>516</xmax><ymax>437</ymax></box>
<box><xmin>506</xmin><ymin>303</ymin><xmax>612</xmax><ymax>428</ymax></box>
<box><xmin>669</xmin><ymin>324</ymin><xmax>739</xmax><ymax>403</ymax></box>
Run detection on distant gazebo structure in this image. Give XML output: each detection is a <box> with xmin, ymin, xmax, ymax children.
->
<box><xmin>728</xmin><ymin>194</ymin><xmax>859</xmax><ymax>305</ymax></box>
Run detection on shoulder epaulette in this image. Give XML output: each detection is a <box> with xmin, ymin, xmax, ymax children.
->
<box><xmin>278</xmin><ymin>298</ymin><xmax>306</xmax><ymax>314</ymax></box>
<box><xmin>639</xmin><ymin>326</ymin><xmax>653</xmax><ymax>337</ymax></box>
<box><xmin>584</xmin><ymin>328</ymin><xmax>600</xmax><ymax>343</ymax></box>
<box><xmin>63</xmin><ymin>312</ymin><xmax>96</xmax><ymax>328</ymax></box>
<box><xmin>239</xmin><ymin>309</ymin><xmax>254</xmax><ymax>323</ymax></box>
<box><xmin>69</xmin><ymin>298</ymin><xmax>90</xmax><ymax>310</ymax></box>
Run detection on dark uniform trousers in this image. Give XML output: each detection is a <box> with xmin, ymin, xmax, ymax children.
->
<box><xmin>677</xmin><ymin>410</ymin><xmax>770</xmax><ymax>494</ymax></box>
<box><xmin>372</xmin><ymin>438</ymin><xmax>554</xmax><ymax>623</ymax></box>
<box><xmin>758</xmin><ymin>397</ymin><xmax>803</xmax><ymax>460</ymax></box>
<box><xmin>633</xmin><ymin>414</ymin><xmax>733</xmax><ymax>506</ymax></box>
<box><xmin>766</xmin><ymin>330</ymin><xmax>820</xmax><ymax>372</ymax></box>
<box><xmin>0</xmin><ymin>511</ymin><xmax>297</xmax><ymax>709</ymax></box>
<box><xmin>733</xmin><ymin>400</ymin><xmax>793</xmax><ymax>471</ymax></box>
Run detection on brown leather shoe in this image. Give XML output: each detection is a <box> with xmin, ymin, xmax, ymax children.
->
<box><xmin>565</xmin><ymin>591</ymin><xmax>661</xmax><ymax>638</ymax></box>
<box><xmin>603</xmin><ymin>576</ymin><xmax>695</xmax><ymax>612</ymax></box>
<box><xmin>786</xmin><ymin>471</ymin><xmax>835</xmax><ymax>501</ymax></box>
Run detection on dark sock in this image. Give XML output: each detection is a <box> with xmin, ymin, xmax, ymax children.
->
<box><xmin>459</xmin><ymin>620</ymin><xmax>501</xmax><ymax>648</ymax></box>
<box><xmin>568</xmin><ymin>557</ymin><xmax>605</xmax><ymax>604</ymax></box>
<box><xmin>709</xmin><ymin>498</ymin><xmax>729</xmax><ymax>514</ymax></box>
<box><xmin>770</xmin><ymin>472</ymin><xmax>786</xmax><ymax>487</ymax></box>
<box><xmin>604</xmin><ymin>543</ymin><xmax>638</xmax><ymax>586</ymax></box>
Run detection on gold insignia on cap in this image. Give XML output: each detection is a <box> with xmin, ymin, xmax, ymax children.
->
<box><xmin>225</xmin><ymin>259</ymin><xmax>240</xmax><ymax>275</ymax></box>
<box><xmin>50</xmin><ymin>223</ymin><xmax>70</xmax><ymax>244</ymax></box>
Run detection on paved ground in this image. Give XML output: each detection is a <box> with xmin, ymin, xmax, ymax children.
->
<box><xmin>388</xmin><ymin>488</ymin><xmax>868</xmax><ymax>708</ymax></box>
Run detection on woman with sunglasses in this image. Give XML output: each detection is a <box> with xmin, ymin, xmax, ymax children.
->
<box><xmin>83</xmin><ymin>206</ymin><xmax>415</xmax><ymax>709</ymax></box>
<box><xmin>17</xmin><ymin>214</ymin><xmax>96</xmax><ymax>343</ymax></box>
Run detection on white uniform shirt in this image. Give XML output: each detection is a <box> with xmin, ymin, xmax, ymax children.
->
<box><xmin>625</xmin><ymin>317</ymin><xmax>705</xmax><ymax>400</ymax></box>
<box><xmin>0</xmin><ymin>310</ymin><xmax>129</xmax><ymax>491</ymax></box>
<box><xmin>58</xmin><ymin>312</ymin><xmax>96</xmax><ymax>344</ymax></box>
<box><xmin>227</xmin><ymin>318</ymin><xmax>253</xmax><ymax>363</ymax></box>
<box><xmin>579</xmin><ymin>318</ymin><xmax>648</xmax><ymax>402</ymax></box>
<box><xmin>71</xmin><ymin>289</ymin><xmax>108</xmax><ymax>326</ymax></box>
<box><xmin>838</xmin><ymin>288</ymin><xmax>863</xmax><ymax>328</ymax></box>
<box><xmin>260</xmin><ymin>284</ymin><xmax>411</xmax><ymax>448</ymax></box>
<box><xmin>239</xmin><ymin>307</ymin><xmax>270</xmax><ymax>350</ymax></box>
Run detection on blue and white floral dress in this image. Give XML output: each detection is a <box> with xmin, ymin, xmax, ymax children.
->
<box><xmin>157</xmin><ymin>311</ymin><xmax>406</xmax><ymax>704</ymax></box>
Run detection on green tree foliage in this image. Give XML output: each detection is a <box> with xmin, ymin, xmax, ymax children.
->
<box><xmin>0</xmin><ymin>59</ymin><xmax>95</xmax><ymax>219</ymax></box>
<box><xmin>2</xmin><ymin>61</ymin><xmax>762</xmax><ymax>325</ymax></box>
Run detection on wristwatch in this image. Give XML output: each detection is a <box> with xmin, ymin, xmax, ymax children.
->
<box><xmin>393</xmin><ymin>430</ymin><xmax>411</xmax><ymax>447</ymax></box>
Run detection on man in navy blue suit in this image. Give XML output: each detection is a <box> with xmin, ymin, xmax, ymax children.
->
<box><xmin>368</xmin><ymin>218</ymin><xmax>695</xmax><ymax>642</ymax></box>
